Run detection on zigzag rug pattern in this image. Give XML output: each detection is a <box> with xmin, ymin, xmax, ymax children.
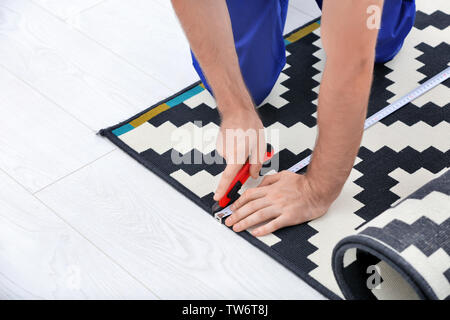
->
<box><xmin>100</xmin><ymin>0</ymin><xmax>449</xmax><ymax>299</ymax></box>
<box><xmin>334</xmin><ymin>171</ymin><xmax>449</xmax><ymax>299</ymax></box>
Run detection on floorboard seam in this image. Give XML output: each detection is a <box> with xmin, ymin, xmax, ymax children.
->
<box><xmin>34</xmin><ymin>194</ymin><xmax>162</xmax><ymax>299</ymax></box>
<box><xmin>1</xmin><ymin>165</ymin><xmax>162</xmax><ymax>298</ymax></box>
<box><xmin>32</xmin><ymin>0</ymin><xmax>180</xmax><ymax>93</ymax></box>
<box><xmin>0</xmin><ymin>64</ymin><xmax>96</xmax><ymax>133</ymax></box>
<box><xmin>32</xmin><ymin>148</ymin><xmax>118</xmax><ymax>195</ymax></box>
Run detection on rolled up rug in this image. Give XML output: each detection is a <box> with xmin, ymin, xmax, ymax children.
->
<box><xmin>332</xmin><ymin>170</ymin><xmax>450</xmax><ymax>300</ymax></box>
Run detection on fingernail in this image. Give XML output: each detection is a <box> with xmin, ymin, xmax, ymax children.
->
<box><xmin>252</xmin><ymin>230</ymin><xmax>261</xmax><ymax>236</ymax></box>
<box><xmin>225</xmin><ymin>218</ymin><xmax>233</xmax><ymax>226</ymax></box>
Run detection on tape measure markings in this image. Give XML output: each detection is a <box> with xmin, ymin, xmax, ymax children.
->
<box><xmin>214</xmin><ymin>67</ymin><xmax>450</xmax><ymax>223</ymax></box>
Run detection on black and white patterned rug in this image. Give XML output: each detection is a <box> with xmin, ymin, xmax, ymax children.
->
<box><xmin>333</xmin><ymin>170</ymin><xmax>450</xmax><ymax>300</ymax></box>
<box><xmin>333</xmin><ymin>170</ymin><xmax>449</xmax><ymax>300</ymax></box>
<box><xmin>100</xmin><ymin>0</ymin><xmax>449</xmax><ymax>299</ymax></box>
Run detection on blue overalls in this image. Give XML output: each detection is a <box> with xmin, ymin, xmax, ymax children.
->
<box><xmin>191</xmin><ymin>0</ymin><xmax>416</xmax><ymax>106</ymax></box>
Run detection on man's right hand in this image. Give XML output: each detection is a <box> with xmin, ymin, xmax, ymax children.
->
<box><xmin>170</xmin><ymin>0</ymin><xmax>267</xmax><ymax>201</ymax></box>
<box><xmin>214</xmin><ymin>107</ymin><xmax>266</xmax><ymax>201</ymax></box>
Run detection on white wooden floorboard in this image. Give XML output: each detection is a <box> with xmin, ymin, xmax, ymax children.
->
<box><xmin>153</xmin><ymin>0</ymin><xmax>315</xmax><ymax>36</ymax></box>
<box><xmin>31</xmin><ymin>0</ymin><xmax>105</xmax><ymax>20</ymax></box>
<box><xmin>290</xmin><ymin>0</ymin><xmax>322</xmax><ymax>19</ymax></box>
<box><xmin>70</xmin><ymin>0</ymin><xmax>315</xmax><ymax>95</ymax></box>
<box><xmin>0</xmin><ymin>0</ymin><xmax>171</xmax><ymax>131</ymax></box>
<box><xmin>285</xmin><ymin>5</ymin><xmax>315</xmax><ymax>34</ymax></box>
<box><xmin>36</xmin><ymin>150</ymin><xmax>325</xmax><ymax>299</ymax></box>
<box><xmin>0</xmin><ymin>169</ymin><xmax>155</xmax><ymax>299</ymax></box>
<box><xmin>0</xmin><ymin>66</ymin><xmax>114</xmax><ymax>193</ymax></box>
<box><xmin>70</xmin><ymin>0</ymin><xmax>199</xmax><ymax>93</ymax></box>
<box><xmin>1</xmin><ymin>0</ymin><xmax>324</xmax><ymax>299</ymax></box>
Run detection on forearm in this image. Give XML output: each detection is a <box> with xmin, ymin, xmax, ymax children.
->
<box><xmin>171</xmin><ymin>0</ymin><xmax>253</xmax><ymax>115</ymax></box>
<box><xmin>306</xmin><ymin>0</ymin><xmax>382</xmax><ymax>204</ymax></box>
<box><xmin>306</xmin><ymin>59</ymin><xmax>373</xmax><ymax>203</ymax></box>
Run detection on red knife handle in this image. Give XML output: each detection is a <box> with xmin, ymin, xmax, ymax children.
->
<box><xmin>218</xmin><ymin>160</ymin><xmax>250</xmax><ymax>208</ymax></box>
<box><xmin>218</xmin><ymin>144</ymin><xmax>274</xmax><ymax>208</ymax></box>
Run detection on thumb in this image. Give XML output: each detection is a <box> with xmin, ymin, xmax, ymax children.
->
<box><xmin>249</xmin><ymin>141</ymin><xmax>265</xmax><ymax>178</ymax></box>
<box><xmin>214</xmin><ymin>163</ymin><xmax>242</xmax><ymax>201</ymax></box>
<box><xmin>249</xmin><ymin>162</ymin><xmax>263</xmax><ymax>179</ymax></box>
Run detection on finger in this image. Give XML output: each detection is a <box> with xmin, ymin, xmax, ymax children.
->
<box><xmin>259</xmin><ymin>173</ymin><xmax>281</xmax><ymax>187</ymax></box>
<box><xmin>214</xmin><ymin>163</ymin><xmax>242</xmax><ymax>201</ymax></box>
<box><xmin>226</xmin><ymin>197</ymin><xmax>271</xmax><ymax>227</ymax></box>
<box><xmin>252</xmin><ymin>215</ymin><xmax>289</xmax><ymax>236</ymax></box>
<box><xmin>230</xmin><ymin>187</ymin><xmax>267</xmax><ymax>211</ymax></box>
<box><xmin>249</xmin><ymin>162</ymin><xmax>263</xmax><ymax>179</ymax></box>
<box><xmin>215</xmin><ymin>130</ymin><xmax>225</xmax><ymax>157</ymax></box>
<box><xmin>248</xmin><ymin>145</ymin><xmax>263</xmax><ymax>179</ymax></box>
<box><xmin>249</xmin><ymin>139</ymin><xmax>265</xmax><ymax>178</ymax></box>
<box><xmin>233</xmin><ymin>206</ymin><xmax>279</xmax><ymax>233</ymax></box>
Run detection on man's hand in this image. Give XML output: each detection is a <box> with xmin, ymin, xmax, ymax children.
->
<box><xmin>214</xmin><ymin>107</ymin><xmax>266</xmax><ymax>201</ymax></box>
<box><xmin>224</xmin><ymin>0</ymin><xmax>383</xmax><ymax>235</ymax></box>
<box><xmin>225</xmin><ymin>171</ymin><xmax>332</xmax><ymax>236</ymax></box>
<box><xmin>173</xmin><ymin>0</ymin><xmax>381</xmax><ymax>234</ymax></box>
<box><xmin>171</xmin><ymin>0</ymin><xmax>266</xmax><ymax>201</ymax></box>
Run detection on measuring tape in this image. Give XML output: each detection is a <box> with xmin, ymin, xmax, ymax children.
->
<box><xmin>214</xmin><ymin>66</ymin><xmax>450</xmax><ymax>223</ymax></box>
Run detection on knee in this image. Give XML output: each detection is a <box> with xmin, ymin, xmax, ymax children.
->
<box><xmin>375</xmin><ymin>0</ymin><xmax>416</xmax><ymax>63</ymax></box>
<box><xmin>191</xmin><ymin>50</ymin><xmax>284</xmax><ymax>106</ymax></box>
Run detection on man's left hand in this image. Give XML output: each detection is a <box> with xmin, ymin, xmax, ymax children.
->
<box><xmin>225</xmin><ymin>171</ymin><xmax>334</xmax><ymax>236</ymax></box>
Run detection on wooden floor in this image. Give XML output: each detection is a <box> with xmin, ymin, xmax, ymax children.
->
<box><xmin>0</xmin><ymin>0</ymin><xmax>324</xmax><ymax>299</ymax></box>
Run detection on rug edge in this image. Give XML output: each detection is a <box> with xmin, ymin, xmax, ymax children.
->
<box><xmin>97</xmin><ymin>16</ymin><xmax>322</xmax><ymax>136</ymax></box>
<box><xmin>98</xmin><ymin>16</ymin><xmax>344</xmax><ymax>300</ymax></box>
